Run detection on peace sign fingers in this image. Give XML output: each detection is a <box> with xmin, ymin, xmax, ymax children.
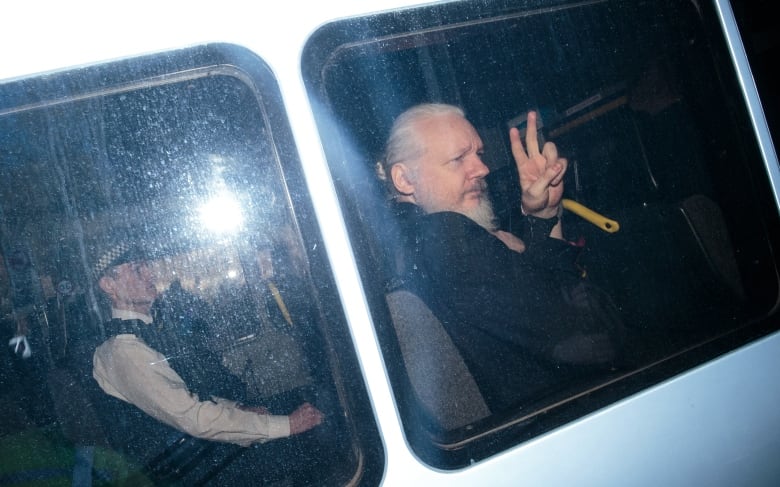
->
<box><xmin>524</xmin><ymin>110</ymin><xmax>541</xmax><ymax>157</ymax></box>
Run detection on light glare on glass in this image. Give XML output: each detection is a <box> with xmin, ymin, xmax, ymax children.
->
<box><xmin>198</xmin><ymin>191</ymin><xmax>244</xmax><ymax>234</ymax></box>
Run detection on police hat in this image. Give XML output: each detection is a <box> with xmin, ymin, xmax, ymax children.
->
<box><xmin>92</xmin><ymin>240</ymin><xmax>149</xmax><ymax>279</ymax></box>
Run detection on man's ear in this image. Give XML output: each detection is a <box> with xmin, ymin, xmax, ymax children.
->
<box><xmin>98</xmin><ymin>275</ymin><xmax>114</xmax><ymax>296</ymax></box>
<box><xmin>390</xmin><ymin>163</ymin><xmax>416</xmax><ymax>196</ymax></box>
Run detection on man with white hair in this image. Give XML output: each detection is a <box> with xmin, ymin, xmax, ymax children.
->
<box><xmin>377</xmin><ymin>103</ymin><xmax>626</xmax><ymax>413</ymax></box>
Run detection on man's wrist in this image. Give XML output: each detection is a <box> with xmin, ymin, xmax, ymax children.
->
<box><xmin>522</xmin><ymin>212</ymin><xmax>559</xmax><ymax>243</ymax></box>
<box><xmin>521</xmin><ymin>204</ymin><xmax>561</xmax><ymax>220</ymax></box>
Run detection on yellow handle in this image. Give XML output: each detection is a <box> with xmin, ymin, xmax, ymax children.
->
<box><xmin>267</xmin><ymin>280</ymin><xmax>293</xmax><ymax>326</ymax></box>
<box><xmin>562</xmin><ymin>199</ymin><xmax>620</xmax><ymax>233</ymax></box>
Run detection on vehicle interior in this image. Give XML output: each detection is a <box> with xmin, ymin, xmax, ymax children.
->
<box><xmin>302</xmin><ymin>0</ymin><xmax>780</xmax><ymax>467</ymax></box>
<box><xmin>0</xmin><ymin>46</ymin><xmax>382</xmax><ymax>485</ymax></box>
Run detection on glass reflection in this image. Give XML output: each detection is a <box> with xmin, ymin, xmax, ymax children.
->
<box><xmin>0</xmin><ymin>70</ymin><xmax>351</xmax><ymax>485</ymax></box>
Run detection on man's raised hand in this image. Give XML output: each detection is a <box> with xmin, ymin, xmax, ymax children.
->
<box><xmin>510</xmin><ymin>111</ymin><xmax>567</xmax><ymax>218</ymax></box>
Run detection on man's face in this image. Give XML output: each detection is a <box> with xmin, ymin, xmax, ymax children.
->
<box><xmin>398</xmin><ymin>113</ymin><xmax>495</xmax><ymax>227</ymax></box>
<box><xmin>101</xmin><ymin>261</ymin><xmax>157</xmax><ymax>313</ymax></box>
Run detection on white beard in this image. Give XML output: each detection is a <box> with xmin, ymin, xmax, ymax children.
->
<box><xmin>461</xmin><ymin>195</ymin><xmax>499</xmax><ymax>232</ymax></box>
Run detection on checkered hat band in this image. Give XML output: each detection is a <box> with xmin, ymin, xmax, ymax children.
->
<box><xmin>93</xmin><ymin>242</ymin><xmax>146</xmax><ymax>277</ymax></box>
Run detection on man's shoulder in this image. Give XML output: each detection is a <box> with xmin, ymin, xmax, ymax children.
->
<box><xmin>94</xmin><ymin>331</ymin><xmax>160</xmax><ymax>368</ymax></box>
<box><xmin>96</xmin><ymin>331</ymin><xmax>142</xmax><ymax>351</ymax></box>
<box><xmin>98</xmin><ymin>319</ymin><xmax>150</xmax><ymax>351</ymax></box>
<box><xmin>423</xmin><ymin>212</ymin><xmax>499</xmax><ymax>246</ymax></box>
<box><xmin>390</xmin><ymin>201</ymin><xmax>425</xmax><ymax>222</ymax></box>
<box><xmin>424</xmin><ymin>210</ymin><xmax>478</xmax><ymax>227</ymax></box>
<box><xmin>391</xmin><ymin>201</ymin><xmax>484</xmax><ymax>232</ymax></box>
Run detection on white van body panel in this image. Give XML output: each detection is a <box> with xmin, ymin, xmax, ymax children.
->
<box><xmin>2</xmin><ymin>1</ymin><xmax>778</xmax><ymax>485</ymax></box>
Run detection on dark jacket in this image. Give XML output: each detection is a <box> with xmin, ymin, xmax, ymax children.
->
<box><xmin>391</xmin><ymin>202</ymin><xmax>625</xmax><ymax>413</ymax></box>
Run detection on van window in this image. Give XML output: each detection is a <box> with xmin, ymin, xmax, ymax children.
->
<box><xmin>0</xmin><ymin>44</ymin><xmax>382</xmax><ymax>485</ymax></box>
<box><xmin>303</xmin><ymin>0</ymin><xmax>780</xmax><ymax>467</ymax></box>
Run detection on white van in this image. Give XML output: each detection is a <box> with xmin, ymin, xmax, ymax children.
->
<box><xmin>1</xmin><ymin>1</ymin><xmax>778</xmax><ymax>485</ymax></box>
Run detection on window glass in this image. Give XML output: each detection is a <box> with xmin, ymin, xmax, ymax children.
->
<box><xmin>303</xmin><ymin>0</ymin><xmax>780</xmax><ymax>467</ymax></box>
<box><xmin>0</xmin><ymin>44</ymin><xmax>382</xmax><ymax>485</ymax></box>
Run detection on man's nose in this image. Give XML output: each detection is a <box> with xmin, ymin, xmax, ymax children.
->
<box><xmin>468</xmin><ymin>155</ymin><xmax>490</xmax><ymax>178</ymax></box>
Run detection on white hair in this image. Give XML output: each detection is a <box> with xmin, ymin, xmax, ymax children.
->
<box><xmin>376</xmin><ymin>103</ymin><xmax>499</xmax><ymax>231</ymax></box>
<box><xmin>376</xmin><ymin>103</ymin><xmax>465</xmax><ymax>194</ymax></box>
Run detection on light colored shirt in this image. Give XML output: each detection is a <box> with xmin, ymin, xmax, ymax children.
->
<box><xmin>92</xmin><ymin>310</ymin><xmax>290</xmax><ymax>446</ymax></box>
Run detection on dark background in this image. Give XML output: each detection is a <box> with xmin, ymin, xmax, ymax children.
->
<box><xmin>731</xmin><ymin>0</ymin><xmax>779</xmax><ymax>148</ymax></box>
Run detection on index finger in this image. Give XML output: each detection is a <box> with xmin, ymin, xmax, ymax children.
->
<box><xmin>509</xmin><ymin>126</ymin><xmax>530</xmax><ymax>170</ymax></box>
